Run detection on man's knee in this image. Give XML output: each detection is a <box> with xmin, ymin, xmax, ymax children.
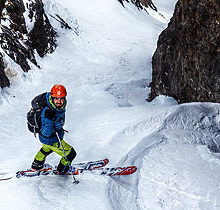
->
<box><xmin>40</xmin><ymin>148</ymin><xmax>53</xmax><ymax>156</ymax></box>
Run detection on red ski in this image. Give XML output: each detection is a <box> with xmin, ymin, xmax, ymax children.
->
<box><xmin>80</xmin><ymin>166</ymin><xmax>137</xmax><ymax>176</ymax></box>
<box><xmin>0</xmin><ymin>159</ymin><xmax>137</xmax><ymax>181</ymax></box>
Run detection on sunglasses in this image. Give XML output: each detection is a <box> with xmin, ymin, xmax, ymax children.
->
<box><xmin>54</xmin><ymin>97</ymin><xmax>66</xmax><ymax>101</ymax></box>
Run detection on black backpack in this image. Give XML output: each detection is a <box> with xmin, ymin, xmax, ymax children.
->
<box><xmin>27</xmin><ymin>92</ymin><xmax>48</xmax><ymax>136</ymax></box>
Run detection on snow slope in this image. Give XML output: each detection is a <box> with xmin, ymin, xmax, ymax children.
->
<box><xmin>1</xmin><ymin>0</ymin><xmax>220</xmax><ymax>210</ymax></box>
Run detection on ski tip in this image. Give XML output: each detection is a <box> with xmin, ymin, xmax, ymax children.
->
<box><xmin>104</xmin><ymin>159</ymin><xmax>109</xmax><ymax>165</ymax></box>
<box><xmin>124</xmin><ymin>166</ymin><xmax>137</xmax><ymax>175</ymax></box>
<box><xmin>89</xmin><ymin>158</ymin><xmax>109</xmax><ymax>170</ymax></box>
<box><xmin>132</xmin><ymin>166</ymin><xmax>137</xmax><ymax>174</ymax></box>
<box><xmin>115</xmin><ymin>166</ymin><xmax>137</xmax><ymax>176</ymax></box>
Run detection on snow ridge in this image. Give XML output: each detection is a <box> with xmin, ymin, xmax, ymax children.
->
<box><xmin>108</xmin><ymin>103</ymin><xmax>220</xmax><ymax>210</ymax></box>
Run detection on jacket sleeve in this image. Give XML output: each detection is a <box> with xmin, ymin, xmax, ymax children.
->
<box><xmin>40</xmin><ymin>108</ymin><xmax>55</xmax><ymax>137</ymax></box>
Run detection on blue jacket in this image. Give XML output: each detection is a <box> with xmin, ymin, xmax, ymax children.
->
<box><xmin>39</xmin><ymin>92</ymin><xmax>66</xmax><ymax>145</ymax></box>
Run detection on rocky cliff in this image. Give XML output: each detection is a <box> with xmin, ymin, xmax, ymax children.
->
<box><xmin>149</xmin><ymin>0</ymin><xmax>220</xmax><ymax>103</ymax></box>
<box><xmin>118</xmin><ymin>0</ymin><xmax>157</xmax><ymax>11</ymax></box>
<box><xmin>0</xmin><ymin>0</ymin><xmax>57</xmax><ymax>88</ymax></box>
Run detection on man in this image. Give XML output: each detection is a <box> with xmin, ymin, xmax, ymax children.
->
<box><xmin>31</xmin><ymin>84</ymin><xmax>76</xmax><ymax>174</ymax></box>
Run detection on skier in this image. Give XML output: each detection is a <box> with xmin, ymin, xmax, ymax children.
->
<box><xmin>31</xmin><ymin>84</ymin><xmax>77</xmax><ymax>174</ymax></box>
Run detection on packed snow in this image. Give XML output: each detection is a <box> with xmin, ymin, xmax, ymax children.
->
<box><xmin>1</xmin><ymin>0</ymin><xmax>220</xmax><ymax>210</ymax></box>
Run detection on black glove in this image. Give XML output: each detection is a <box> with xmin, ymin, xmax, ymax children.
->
<box><xmin>45</xmin><ymin>108</ymin><xmax>56</xmax><ymax>120</ymax></box>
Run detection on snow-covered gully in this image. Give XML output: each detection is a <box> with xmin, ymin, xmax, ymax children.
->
<box><xmin>1</xmin><ymin>0</ymin><xmax>220</xmax><ymax>210</ymax></box>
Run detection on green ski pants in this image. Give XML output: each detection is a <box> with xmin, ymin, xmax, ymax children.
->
<box><xmin>34</xmin><ymin>139</ymin><xmax>76</xmax><ymax>166</ymax></box>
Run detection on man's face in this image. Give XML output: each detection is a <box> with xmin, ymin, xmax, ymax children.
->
<box><xmin>53</xmin><ymin>97</ymin><xmax>65</xmax><ymax>108</ymax></box>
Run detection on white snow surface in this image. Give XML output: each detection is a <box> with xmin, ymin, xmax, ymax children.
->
<box><xmin>1</xmin><ymin>0</ymin><xmax>220</xmax><ymax>210</ymax></box>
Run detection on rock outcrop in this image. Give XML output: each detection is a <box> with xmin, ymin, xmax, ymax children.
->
<box><xmin>27</xmin><ymin>0</ymin><xmax>57</xmax><ymax>57</ymax></box>
<box><xmin>0</xmin><ymin>0</ymin><xmax>57</xmax><ymax>88</ymax></box>
<box><xmin>118</xmin><ymin>0</ymin><xmax>157</xmax><ymax>11</ymax></box>
<box><xmin>149</xmin><ymin>0</ymin><xmax>220</xmax><ymax>103</ymax></box>
<box><xmin>0</xmin><ymin>52</ymin><xmax>10</xmax><ymax>88</ymax></box>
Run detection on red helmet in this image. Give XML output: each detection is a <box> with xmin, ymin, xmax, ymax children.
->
<box><xmin>51</xmin><ymin>84</ymin><xmax>67</xmax><ymax>98</ymax></box>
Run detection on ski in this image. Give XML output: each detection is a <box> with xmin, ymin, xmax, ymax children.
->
<box><xmin>16</xmin><ymin>165</ymin><xmax>137</xmax><ymax>178</ymax></box>
<box><xmin>0</xmin><ymin>160</ymin><xmax>137</xmax><ymax>181</ymax></box>
<box><xmin>79</xmin><ymin>166</ymin><xmax>137</xmax><ymax>176</ymax></box>
<box><xmin>0</xmin><ymin>158</ymin><xmax>109</xmax><ymax>181</ymax></box>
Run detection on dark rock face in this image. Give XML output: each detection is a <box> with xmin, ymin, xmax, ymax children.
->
<box><xmin>0</xmin><ymin>53</ymin><xmax>10</xmax><ymax>88</ymax></box>
<box><xmin>0</xmin><ymin>0</ymin><xmax>57</xmax><ymax>88</ymax></box>
<box><xmin>27</xmin><ymin>0</ymin><xmax>57</xmax><ymax>57</ymax></box>
<box><xmin>5</xmin><ymin>0</ymin><xmax>27</xmax><ymax>33</ymax></box>
<box><xmin>0</xmin><ymin>24</ymin><xmax>37</xmax><ymax>72</ymax></box>
<box><xmin>118</xmin><ymin>0</ymin><xmax>157</xmax><ymax>11</ymax></box>
<box><xmin>139</xmin><ymin>0</ymin><xmax>157</xmax><ymax>10</ymax></box>
<box><xmin>149</xmin><ymin>0</ymin><xmax>220</xmax><ymax>103</ymax></box>
<box><xmin>0</xmin><ymin>0</ymin><xmax>6</xmax><ymax>17</ymax></box>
